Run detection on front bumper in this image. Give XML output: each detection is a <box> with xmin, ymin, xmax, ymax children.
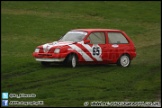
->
<box><xmin>33</xmin><ymin>52</ymin><xmax>67</xmax><ymax>62</ymax></box>
<box><xmin>35</xmin><ymin>58</ymin><xmax>65</xmax><ymax>62</ymax></box>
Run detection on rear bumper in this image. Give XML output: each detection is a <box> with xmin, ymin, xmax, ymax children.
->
<box><xmin>130</xmin><ymin>52</ymin><xmax>137</xmax><ymax>60</ymax></box>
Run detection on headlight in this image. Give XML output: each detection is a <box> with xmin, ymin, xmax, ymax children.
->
<box><xmin>54</xmin><ymin>48</ymin><xmax>60</xmax><ymax>53</ymax></box>
<box><xmin>35</xmin><ymin>48</ymin><xmax>40</xmax><ymax>52</ymax></box>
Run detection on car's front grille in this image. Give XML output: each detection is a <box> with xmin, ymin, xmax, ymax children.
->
<box><xmin>38</xmin><ymin>53</ymin><xmax>52</xmax><ymax>57</ymax></box>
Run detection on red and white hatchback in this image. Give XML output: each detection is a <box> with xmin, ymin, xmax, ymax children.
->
<box><xmin>33</xmin><ymin>29</ymin><xmax>136</xmax><ymax>68</ymax></box>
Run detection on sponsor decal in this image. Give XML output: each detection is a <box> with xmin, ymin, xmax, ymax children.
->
<box><xmin>112</xmin><ymin>44</ymin><xmax>119</xmax><ymax>48</ymax></box>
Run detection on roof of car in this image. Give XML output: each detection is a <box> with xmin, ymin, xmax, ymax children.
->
<box><xmin>72</xmin><ymin>28</ymin><xmax>122</xmax><ymax>32</ymax></box>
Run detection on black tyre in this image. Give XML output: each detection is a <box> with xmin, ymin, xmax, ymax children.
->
<box><xmin>117</xmin><ymin>54</ymin><xmax>131</xmax><ymax>67</ymax></box>
<box><xmin>65</xmin><ymin>54</ymin><xmax>78</xmax><ymax>68</ymax></box>
<box><xmin>41</xmin><ymin>62</ymin><xmax>51</xmax><ymax>66</ymax></box>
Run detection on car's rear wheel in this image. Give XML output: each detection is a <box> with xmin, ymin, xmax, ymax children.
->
<box><xmin>117</xmin><ymin>54</ymin><xmax>131</xmax><ymax>67</ymax></box>
<box><xmin>65</xmin><ymin>54</ymin><xmax>78</xmax><ymax>68</ymax></box>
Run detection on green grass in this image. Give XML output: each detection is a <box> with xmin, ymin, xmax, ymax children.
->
<box><xmin>1</xmin><ymin>1</ymin><xmax>161</xmax><ymax>107</ymax></box>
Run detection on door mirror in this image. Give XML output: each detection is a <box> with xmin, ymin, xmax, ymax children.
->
<box><xmin>84</xmin><ymin>40</ymin><xmax>90</xmax><ymax>44</ymax></box>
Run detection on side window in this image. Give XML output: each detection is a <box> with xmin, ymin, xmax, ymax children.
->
<box><xmin>108</xmin><ymin>32</ymin><xmax>128</xmax><ymax>44</ymax></box>
<box><xmin>87</xmin><ymin>32</ymin><xmax>105</xmax><ymax>44</ymax></box>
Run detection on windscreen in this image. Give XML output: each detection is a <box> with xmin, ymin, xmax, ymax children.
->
<box><xmin>59</xmin><ymin>31</ymin><xmax>87</xmax><ymax>42</ymax></box>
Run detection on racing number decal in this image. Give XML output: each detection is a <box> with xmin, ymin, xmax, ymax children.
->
<box><xmin>92</xmin><ymin>45</ymin><xmax>102</xmax><ymax>57</ymax></box>
<box><xmin>93</xmin><ymin>47</ymin><xmax>100</xmax><ymax>56</ymax></box>
<box><xmin>91</xmin><ymin>45</ymin><xmax>102</xmax><ymax>61</ymax></box>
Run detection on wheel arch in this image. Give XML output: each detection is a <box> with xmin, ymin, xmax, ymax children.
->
<box><xmin>121</xmin><ymin>53</ymin><xmax>130</xmax><ymax>58</ymax></box>
<box><xmin>117</xmin><ymin>53</ymin><xmax>130</xmax><ymax>63</ymax></box>
<box><xmin>64</xmin><ymin>52</ymin><xmax>79</xmax><ymax>62</ymax></box>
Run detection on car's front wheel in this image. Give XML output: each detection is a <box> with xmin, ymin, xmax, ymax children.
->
<box><xmin>117</xmin><ymin>54</ymin><xmax>131</xmax><ymax>67</ymax></box>
<box><xmin>65</xmin><ymin>54</ymin><xmax>78</xmax><ymax>68</ymax></box>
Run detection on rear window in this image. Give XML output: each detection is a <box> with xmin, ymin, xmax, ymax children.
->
<box><xmin>108</xmin><ymin>32</ymin><xmax>128</xmax><ymax>44</ymax></box>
